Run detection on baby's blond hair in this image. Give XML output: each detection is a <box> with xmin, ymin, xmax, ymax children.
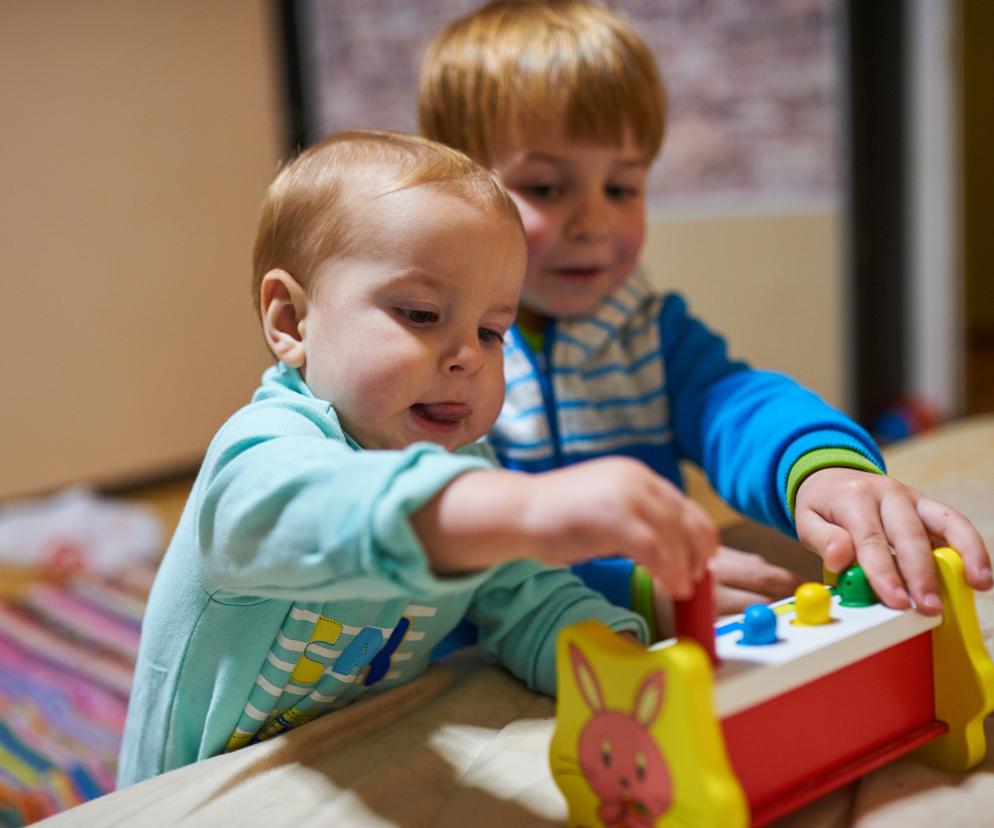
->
<box><xmin>419</xmin><ymin>0</ymin><xmax>666</xmax><ymax>163</ymax></box>
<box><xmin>252</xmin><ymin>129</ymin><xmax>520</xmax><ymax>310</ymax></box>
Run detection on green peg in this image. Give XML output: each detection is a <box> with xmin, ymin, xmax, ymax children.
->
<box><xmin>837</xmin><ymin>564</ymin><xmax>879</xmax><ymax>607</ymax></box>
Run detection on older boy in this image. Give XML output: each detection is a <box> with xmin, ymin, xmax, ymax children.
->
<box><xmin>117</xmin><ymin>130</ymin><xmax>715</xmax><ymax>786</ymax></box>
<box><xmin>419</xmin><ymin>0</ymin><xmax>991</xmax><ymax>614</ymax></box>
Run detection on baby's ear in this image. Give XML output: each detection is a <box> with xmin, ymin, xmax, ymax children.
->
<box><xmin>260</xmin><ymin>269</ymin><xmax>308</xmax><ymax>368</ymax></box>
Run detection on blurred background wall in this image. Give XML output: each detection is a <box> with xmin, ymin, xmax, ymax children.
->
<box><xmin>0</xmin><ymin>0</ymin><xmax>989</xmax><ymax>502</ymax></box>
<box><xmin>0</xmin><ymin>0</ymin><xmax>281</xmax><ymax>500</ymax></box>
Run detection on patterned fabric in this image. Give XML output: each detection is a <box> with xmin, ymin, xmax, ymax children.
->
<box><xmin>495</xmin><ymin>273</ymin><xmax>673</xmax><ymax>471</ymax></box>
<box><xmin>221</xmin><ymin>599</ymin><xmax>449</xmax><ymax>753</ymax></box>
<box><xmin>491</xmin><ymin>275</ymin><xmax>884</xmax><ymax>536</ymax></box>
<box><xmin>0</xmin><ymin>567</ymin><xmax>155</xmax><ymax>826</ymax></box>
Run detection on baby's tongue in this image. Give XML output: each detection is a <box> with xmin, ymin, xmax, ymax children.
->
<box><xmin>413</xmin><ymin>403</ymin><xmax>468</xmax><ymax>422</ymax></box>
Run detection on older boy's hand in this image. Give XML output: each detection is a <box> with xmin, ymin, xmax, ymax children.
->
<box><xmin>709</xmin><ymin>546</ymin><xmax>806</xmax><ymax>615</ymax></box>
<box><xmin>794</xmin><ymin>468</ymin><xmax>993</xmax><ymax>615</ymax></box>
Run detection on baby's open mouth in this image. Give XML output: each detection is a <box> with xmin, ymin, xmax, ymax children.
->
<box><xmin>410</xmin><ymin>402</ymin><xmax>471</xmax><ymax>431</ymax></box>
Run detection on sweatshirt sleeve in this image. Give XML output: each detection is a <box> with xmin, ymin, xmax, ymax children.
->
<box><xmin>660</xmin><ymin>293</ymin><xmax>884</xmax><ymax>535</ymax></box>
<box><xmin>195</xmin><ymin>400</ymin><xmax>495</xmax><ymax>601</ymax></box>
<box><xmin>468</xmin><ymin>562</ymin><xmax>649</xmax><ymax>696</ymax></box>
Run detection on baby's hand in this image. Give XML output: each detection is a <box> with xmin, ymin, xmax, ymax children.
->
<box><xmin>794</xmin><ymin>468</ymin><xmax>993</xmax><ymax>615</ymax></box>
<box><xmin>526</xmin><ymin>457</ymin><xmax>718</xmax><ymax>599</ymax></box>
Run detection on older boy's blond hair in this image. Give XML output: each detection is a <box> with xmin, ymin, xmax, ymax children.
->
<box><xmin>252</xmin><ymin>129</ymin><xmax>520</xmax><ymax>310</ymax></box>
<box><xmin>419</xmin><ymin>0</ymin><xmax>666</xmax><ymax>163</ymax></box>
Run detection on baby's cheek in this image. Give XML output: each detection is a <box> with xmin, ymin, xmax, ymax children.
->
<box><xmin>347</xmin><ymin>364</ymin><xmax>401</xmax><ymax>416</ymax></box>
<box><xmin>481</xmin><ymin>374</ymin><xmax>506</xmax><ymax>426</ymax></box>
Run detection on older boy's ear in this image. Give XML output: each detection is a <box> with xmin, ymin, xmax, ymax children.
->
<box><xmin>260</xmin><ymin>269</ymin><xmax>308</xmax><ymax>368</ymax></box>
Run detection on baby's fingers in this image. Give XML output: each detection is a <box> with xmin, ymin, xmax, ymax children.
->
<box><xmin>916</xmin><ymin>498</ymin><xmax>993</xmax><ymax>591</ymax></box>
<box><xmin>625</xmin><ymin>517</ymin><xmax>694</xmax><ymax>600</ymax></box>
<box><xmin>682</xmin><ymin>499</ymin><xmax>719</xmax><ymax>581</ymax></box>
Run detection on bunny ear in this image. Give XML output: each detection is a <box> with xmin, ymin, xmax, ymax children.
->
<box><xmin>569</xmin><ymin>643</ymin><xmax>606</xmax><ymax>713</ymax></box>
<box><xmin>632</xmin><ymin>670</ymin><xmax>666</xmax><ymax>727</ymax></box>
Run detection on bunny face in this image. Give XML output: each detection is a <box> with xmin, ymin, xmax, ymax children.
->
<box><xmin>579</xmin><ymin>710</ymin><xmax>671</xmax><ymax>825</ymax></box>
<box><xmin>570</xmin><ymin>644</ymin><xmax>672</xmax><ymax>826</ymax></box>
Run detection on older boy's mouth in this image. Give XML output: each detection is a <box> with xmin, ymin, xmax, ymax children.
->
<box><xmin>410</xmin><ymin>402</ymin><xmax>471</xmax><ymax>432</ymax></box>
<box><xmin>553</xmin><ymin>265</ymin><xmax>607</xmax><ymax>281</ymax></box>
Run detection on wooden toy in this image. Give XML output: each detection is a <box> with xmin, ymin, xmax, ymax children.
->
<box><xmin>550</xmin><ymin>547</ymin><xmax>994</xmax><ymax>827</ymax></box>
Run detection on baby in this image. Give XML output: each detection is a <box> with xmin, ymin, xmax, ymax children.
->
<box><xmin>117</xmin><ymin>129</ymin><xmax>712</xmax><ymax>786</ymax></box>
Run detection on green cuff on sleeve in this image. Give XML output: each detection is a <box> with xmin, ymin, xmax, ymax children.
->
<box><xmin>786</xmin><ymin>447</ymin><xmax>885</xmax><ymax>517</ymax></box>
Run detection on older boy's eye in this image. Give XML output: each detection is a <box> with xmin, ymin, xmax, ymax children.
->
<box><xmin>478</xmin><ymin>327</ymin><xmax>504</xmax><ymax>345</ymax></box>
<box><xmin>399</xmin><ymin>308</ymin><xmax>438</xmax><ymax>326</ymax></box>
<box><xmin>606</xmin><ymin>185</ymin><xmax>639</xmax><ymax>201</ymax></box>
<box><xmin>524</xmin><ymin>183</ymin><xmax>561</xmax><ymax>199</ymax></box>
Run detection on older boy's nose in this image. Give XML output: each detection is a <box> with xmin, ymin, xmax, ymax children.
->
<box><xmin>566</xmin><ymin>194</ymin><xmax>609</xmax><ymax>240</ymax></box>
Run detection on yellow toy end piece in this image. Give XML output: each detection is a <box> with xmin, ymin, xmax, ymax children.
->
<box><xmin>822</xmin><ymin>565</ymin><xmax>838</xmax><ymax>588</ymax></box>
<box><xmin>550</xmin><ymin>621</ymin><xmax>747</xmax><ymax>827</ymax></box>
<box><xmin>913</xmin><ymin>547</ymin><xmax>994</xmax><ymax>772</ymax></box>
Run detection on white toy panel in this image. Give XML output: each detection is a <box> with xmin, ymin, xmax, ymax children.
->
<box><xmin>651</xmin><ymin>594</ymin><xmax>942</xmax><ymax>717</ymax></box>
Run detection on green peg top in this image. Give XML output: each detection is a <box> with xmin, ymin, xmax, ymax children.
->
<box><xmin>837</xmin><ymin>563</ymin><xmax>879</xmax><ymax>607</ymax></box>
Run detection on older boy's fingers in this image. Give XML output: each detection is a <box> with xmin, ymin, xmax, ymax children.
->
<box><xmin>916</xmin><ymin>498</ymin><xmax>994</xmax><ymax>590</ymax></box>
<box><xmin>795</xmin><ymin>510</ymin><xmax>855</xmax><ymax>574</ymax></box>
<box><xmin>880</xmin><ymin>495</ymin><xmax>940</xmax><ymax>612</ymax></box>
<box><xmin>819</xmin><ymin>500</ymin><xmax>911</xmax><ymax>609</ymax></box>
<box><xmin>714</xmin><ymin>584</ymin><xmax>770</xmax><ymax>616</ymax></box>
<box><xmin>848</xmin><ymin>515</ymin><xmax>913</xmax><ymax>611</ymax></box>
<box><xmin>709</xmin><ymin>547</ymin><xmax>805</xmax><ymax>598</ymax></box>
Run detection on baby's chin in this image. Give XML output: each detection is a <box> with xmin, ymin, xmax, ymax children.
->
<box><xmin>387</xmin><ymin>430</ymin><xmax>489</xmax><ymax>453</ymax></box>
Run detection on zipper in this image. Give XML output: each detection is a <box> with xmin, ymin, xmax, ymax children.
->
<box><xmin>515</xmin><ymin>320</ymin><xmax>562</xmax><ymax>467</ymax></box>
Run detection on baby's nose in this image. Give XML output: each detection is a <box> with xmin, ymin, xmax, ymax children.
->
<box><xmin>444</xmin><ymin>341</ymin><xmax>483</xmax><ymax>373</ymax></box>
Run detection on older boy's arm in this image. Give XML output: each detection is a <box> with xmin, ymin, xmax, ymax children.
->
<box><xmin>660</xmin><ymin>293</ymin><xmax>883</xmax><ymax>535</ymax></box>
<box><xmin>793</xmin><ymin>466</ymin><xmax>992</xmax><ymax>614</ymax></box>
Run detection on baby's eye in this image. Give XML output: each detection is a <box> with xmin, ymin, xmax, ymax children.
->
<box><xmin>478</xmin><ymin>327</ymin><xmax>504</xmax><ymax>345</ymax></box>
<box><xmin>399</xmin><ymin>308</ymin><xmax>439</xmax><ymax>326</ymax></box>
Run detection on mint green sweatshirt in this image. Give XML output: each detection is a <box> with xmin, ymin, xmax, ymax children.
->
<box><xmin>117</xmin><ymin>364</ymin><xmax>647</xmax><ymax>787</ymax></box>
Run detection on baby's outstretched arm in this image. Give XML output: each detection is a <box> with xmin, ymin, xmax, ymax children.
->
<box><xmin>412</xmin><ymin>456</ymin><xmax>718</xmax><ymax>599</ymax></box>
<box><xmin>794</xmin><ymin>468</ymin><xmax>993</xmax><ymax>614</ymax></box>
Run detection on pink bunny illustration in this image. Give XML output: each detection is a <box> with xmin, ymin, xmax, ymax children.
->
<box><xmin>570</xmin><ymin>643</ymin><xmax>672</xmax><ymax>828</ymax></box>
